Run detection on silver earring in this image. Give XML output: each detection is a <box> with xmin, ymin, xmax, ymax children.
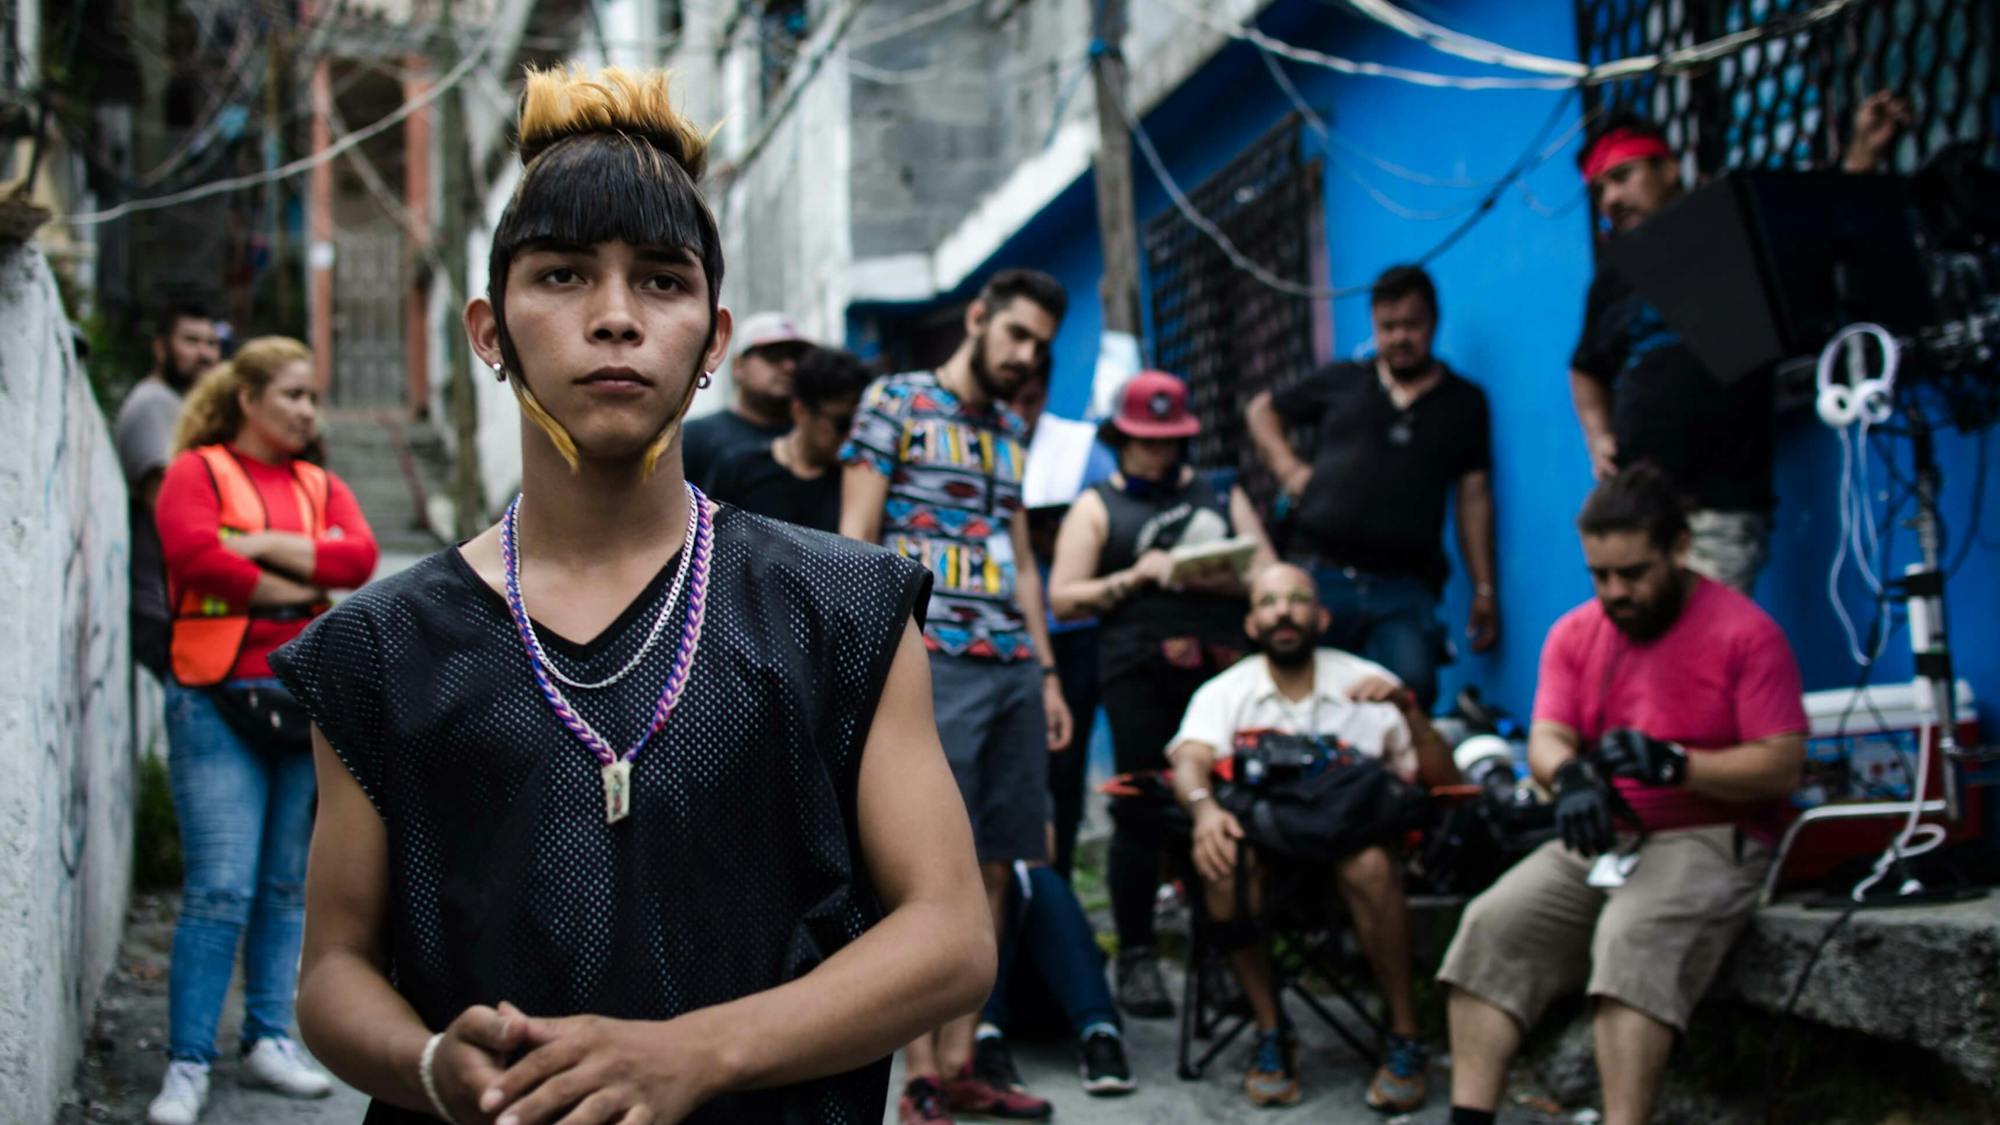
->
<box><xmin>698</xmin><ymin>371</ymin><xmax>713</xmax><ymax>390</ymax></box>
<box><xmin>490</xmin><ymin>360</ymin><xmax>506</xmax><ymax>383</ymax></box>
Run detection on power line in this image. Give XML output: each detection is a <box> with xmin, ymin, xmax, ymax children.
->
<box><xmin>1254</xmin><ymin>39</ymin><xmax>1483</xmax><ymax>222</ymax></box>
<box><xmin>1163</xmin><ymin>0</ymin><xmax>1865</xmax><ymax>88</ymax></box>
<box><xmin>849</xmin><ymin>0</ymin><xmax>983</xmax><ymax>49</ymax></box>
<box><xmin>55</xmin><ymin>0</ymin><xmax>915</xmax><ymax>226</ymax></box>
<box><xmin>58</xmin><ymin>20</ymin><xmax>505</xmax><ymax>227</ymax></box>
<box><xmin>133</xmin><ymin>13</ymin><xmax>268</xmax><ymax>188</ymax></box>
<box><xmin>1341</xmin><ymin>0</ymin><xmax>1587</xmax><ymax>77</ymax></box>
<box><xmin>848</xmin><ymin>46</ymin><xmax>1083</xmax><ymax>87</ymax></box>
<box><xmin>1111</xmin><ymin>71</ymin><xmax>1587</xmax><ymax>300</ymax></box>
<box><xmin>710</xmin><ymin>0</ymin><xmax>871</xmax><ymax>189</ymax></box>
<box><xmin>1156</xmin><ymin>0</ymin><xmax>1573</xmax><ymax>91</ymax></box>
<box><xmin>1255</xmin><ymin>39</ymin><xmax>1589</xmax><ymax>222</ymax></box>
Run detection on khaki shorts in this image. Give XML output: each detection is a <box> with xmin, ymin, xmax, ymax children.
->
<box><xmin>1436</xmin><ymin>825</ymin><xmax>1769</xmax><ymax>1031</ymax></box>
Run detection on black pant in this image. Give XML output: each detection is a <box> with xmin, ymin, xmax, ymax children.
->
<box><xmin>1102</xmin><ymin>662</ymin><xmax>1212</xmax><ymax>950</ymax></box>
<box><xmin>1047</xmin><ymin>628</ymin><xmax>1101</xmax><ymax>881</ymax></box>
<box><xmin>133</xmin><ymin>611</ymin><xmax>169</xmax><ymax>682</ymax></box>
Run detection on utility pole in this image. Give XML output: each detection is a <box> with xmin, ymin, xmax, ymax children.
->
<box><xmin>437</xmin><ymin>0</ymin><xmax>483</xmax><ymax>539</ymax></box>
<box><xmin>1088</xmin><ymin>0</ymin><xmax>1142</xmax><ymax>339</ymax></box>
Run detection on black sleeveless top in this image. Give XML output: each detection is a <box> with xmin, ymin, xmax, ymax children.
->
<box><xmin>270</xmin><ymin>505</ymin><xmax>929</xmax><ymax>1124</ymax></box>
<box><xmin>1091</xmin><ymin>473</ymin><xmax>1248</xmax><ymax>681</ymax></box>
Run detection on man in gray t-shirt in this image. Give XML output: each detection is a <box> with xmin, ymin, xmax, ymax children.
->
<box><xmin>114</xmin><ymin>306</ymin><xmax>220</xmax><ymax>679</ymax></box>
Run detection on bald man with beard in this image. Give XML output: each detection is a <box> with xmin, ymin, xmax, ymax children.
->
<box><xmin>1167</xmin><ymin>564</ymin><xmax>1459</xmax><ymax>1113</ymax></box>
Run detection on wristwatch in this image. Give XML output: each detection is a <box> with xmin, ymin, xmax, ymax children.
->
<box><xmin>1041</xmin><ymin>664</ymin><xmax>1060</xmax><ymax>678</ymax></box>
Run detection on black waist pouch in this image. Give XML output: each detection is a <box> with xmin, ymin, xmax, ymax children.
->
<box><xmin>209</xmin><ymin>681</ymin><xmax>313</xmax><ymax>754</ymax></box>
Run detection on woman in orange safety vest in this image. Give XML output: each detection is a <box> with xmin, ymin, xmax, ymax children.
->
<box><xmin>146</xmin><ymin>336</ymin><xmax>377</xmax><ymax>1124</ymax></box>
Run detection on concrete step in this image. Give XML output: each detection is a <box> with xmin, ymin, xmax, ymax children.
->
<box><xmin>320</xmin><ymin>416</ymin><xmax>449</xmax><ymax>552</ymax></box>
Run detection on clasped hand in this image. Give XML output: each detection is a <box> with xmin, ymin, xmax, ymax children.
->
<box><xmin>432</xmin><ymin>1002</ymin><xmax>717</xmax><ymax>1125</ymax></box>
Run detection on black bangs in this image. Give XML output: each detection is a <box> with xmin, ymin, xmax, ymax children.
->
<box><xmin>489</xmin><ymin>132</ymin><xmax>725</xmax><ymax>305</ymax></box>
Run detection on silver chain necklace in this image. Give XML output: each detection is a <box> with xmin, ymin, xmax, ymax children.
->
<box><xmin>512</xmin><ymin>483</ymin><xmax>699</xmax><ymax>691</ymax></box>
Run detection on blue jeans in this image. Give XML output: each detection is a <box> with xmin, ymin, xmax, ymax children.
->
<box><xmin>164</xmin><ymin>678</ymin><xmax>318</xmax><ymax>1063</ymax></box>
<box><xmin>1306</xmin><ymin>565</ymin><xmax>1443</xmax><ymax>709</ymax></box>
<box><xmin>982</xmin><ymin>864</ymin><xmax>1121</xmax><ymax>1038</ymax></box>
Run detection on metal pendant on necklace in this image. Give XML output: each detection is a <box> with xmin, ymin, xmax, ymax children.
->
<box><xmin>1388</xmin><ymin>412</ymin><xmax>1415</xmax><ymax>446</ymax></box>
<box><xmin>602</xmin><ymin>760</ymin><xmax>633</xmax><ymax>823</ymax></box>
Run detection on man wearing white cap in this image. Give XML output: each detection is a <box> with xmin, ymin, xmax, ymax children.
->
<box><xmin>682</xmin><ymin>310</ymin><xmax>811</xmax><ymax>490</ymax></box>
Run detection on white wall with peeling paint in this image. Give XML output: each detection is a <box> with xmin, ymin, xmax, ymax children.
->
<box><xmin>0</xmin><ymin>243</ymin><xmax>137</xmax><ymax>1125</ymax></box>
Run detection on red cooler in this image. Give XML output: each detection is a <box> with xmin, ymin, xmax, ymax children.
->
<box><xmin>1776</xmin><ymin>680</ymin><xmax>1985</xmax><ymax>888</ymax></box>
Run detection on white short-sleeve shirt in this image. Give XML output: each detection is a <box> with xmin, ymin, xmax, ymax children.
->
<box><xmin>1169</xmin><ymin>649</ymin><xmax>1416</xmax><ymax>782</ymax></box>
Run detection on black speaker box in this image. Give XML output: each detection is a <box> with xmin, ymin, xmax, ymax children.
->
<box><xmin>1604</xmin><ymin>171</ymin><xmax>1936</xmax><ymax>384</ymax></box>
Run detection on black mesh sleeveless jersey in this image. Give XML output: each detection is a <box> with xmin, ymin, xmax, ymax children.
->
<box><xmin>270</xmin><ymin>504</ymin><xmax>930</xmax><ymax>1124</ymax></box>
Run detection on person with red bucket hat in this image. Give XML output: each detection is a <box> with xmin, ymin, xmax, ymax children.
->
<box><xmin>1048</xmin><ymin>370</ymin><xmax>1275</xmax><ymax>1021</ymax></box>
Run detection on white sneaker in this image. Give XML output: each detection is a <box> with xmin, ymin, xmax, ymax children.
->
<box><xmin>146</xmin><ymin>1060</ymin><xmax>210</xmax><ymax>1125</ymax></box>
<box><xmin>241</xmin><ymin>1037</ymin><xmax>333</xmax><ymax>1098</ymax></box>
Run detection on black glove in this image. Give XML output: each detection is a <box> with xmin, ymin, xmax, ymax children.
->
<box><xmin>1552</xmin><ymin>758</ymin><xmax>1616</xmax><ymax>858</ymax></box>
<box><xmin>1597</xmin><ymin>727</ymin><xmax>1688</xmax><ymax>787</ymax></box>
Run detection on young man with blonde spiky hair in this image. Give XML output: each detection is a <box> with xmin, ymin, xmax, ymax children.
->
<box><xmin>267</xmin><ymin>67</ymin><xmax>994</xmax><ymax>1125</ymax></box>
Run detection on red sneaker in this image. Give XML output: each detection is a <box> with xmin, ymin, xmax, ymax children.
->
<box><xmin>898</xmin><ymin>1075</ymin><xmax>953</xmax><ymax>1124</ymax></box>
<box><xmin>943</xmin><ymin>1061</ymin><xmax>1053</xmax><ymax>1121</ymax></box>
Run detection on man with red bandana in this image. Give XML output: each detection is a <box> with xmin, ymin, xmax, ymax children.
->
<box><xmin>1565</xmin><ymin>93</ymin><xmax>1910</xmax><ymax>594</ymax></box>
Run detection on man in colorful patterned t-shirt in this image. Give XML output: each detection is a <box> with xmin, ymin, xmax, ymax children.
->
<box><xmin>841</xmin><ymin>268</ymin><xmax>1075</xmax><ymax>1122</ymax></box>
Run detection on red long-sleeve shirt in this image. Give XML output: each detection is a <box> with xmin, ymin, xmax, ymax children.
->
<box><xmin>155</xmin><ymin>447</ymin><xmax>380</xmax><ymax>680</ymax></box>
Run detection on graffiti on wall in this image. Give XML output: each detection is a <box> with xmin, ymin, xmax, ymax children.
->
<box><xmin>0</xmin><ymin>243</ymin><xmax>136</xmax><ymax>1124</ymax></box>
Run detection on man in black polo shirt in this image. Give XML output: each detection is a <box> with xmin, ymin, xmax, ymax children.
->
<box><xmin>707</xmin><ymin>346</ymin><xmax>872</xmax><ymax>533</ymax></box>
<box><xmin>1566</xmin><ymin>94</ymin><xmax>1908</xmax><ymax>594</ymax></box>
<box><xmin>1245</xmin><ymin>264</ymin><xmax>1496</xmax><ymax>708</ymax></box>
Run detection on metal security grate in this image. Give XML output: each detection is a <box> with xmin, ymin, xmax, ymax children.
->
<box><xmin>1574</xmin><ymin>0</ymin><xmax>1998</xmax><ymax>177</ymax></box>
<box><xmin>1144</xmin><ymin>115</ymin><xmax>1325</xmax><ymax>509</ymax></box>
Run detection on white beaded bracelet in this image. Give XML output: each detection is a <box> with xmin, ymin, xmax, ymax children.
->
<box><xmin>419</xmin><ymin>1032</ymin><xmax>458</xmax><ymax>1124</ymax></box>
<box><xmin>1185</xmin><ymin>786</ymin><xmax>1213</xmax><ymax>807</ymax></box>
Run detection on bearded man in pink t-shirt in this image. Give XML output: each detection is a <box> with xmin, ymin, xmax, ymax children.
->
<box><xmin>1437</xmin><ymin>465</ymin><xmax>1807</xmax><ymax>1125</ymax></box>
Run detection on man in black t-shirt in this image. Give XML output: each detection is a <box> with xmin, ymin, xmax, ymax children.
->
<box><xmin>1566</xmin><ymin>97</ymin><xmax>1909</xmax><ymax>595</ymax></box>
<box><xmin>707</xmin><ymin>346</ymin><xmax>871</xmax><ymax>533</ymax></box>
<box><xmin>1245</xmin><ymin>265</ymin><xmax>1497</xmax><ymax>708</ymax></box>
<box><xmin>680</xmin><ymin>310</ymin><xmax>811</xmax><ymax>490</ymax></box>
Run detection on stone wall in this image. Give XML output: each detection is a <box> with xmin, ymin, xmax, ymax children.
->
<box><xmin>0</xmin><ymin>244</ymin><xmax>138</xmax><ymax>1125</ymax></box>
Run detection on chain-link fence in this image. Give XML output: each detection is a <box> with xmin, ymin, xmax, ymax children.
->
<box><xmin>1575</xmin><ymin>0</ymin><xmax>1997</xmax><ymax>178</ymax></box>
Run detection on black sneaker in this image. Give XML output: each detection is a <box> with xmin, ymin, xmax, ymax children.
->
<box><xmin>973</xmin><ymin>1033</ymin><xmax>1026</xmax><ymax>1092</ymax></box>
<box><xmin>1116</xmin><ymin>947</ymin><xmax>1174</xmax><ymax>1019</ymax></box>
<box><xmin>1078</xmin><ymin>1030</ymin><xmax>1137</xmax><ymax>1096</ymax></box>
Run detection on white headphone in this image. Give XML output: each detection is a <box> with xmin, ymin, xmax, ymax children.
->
<box><xmin>1815</xmin><ymin>322</ymin><xmax>1901</xmax><ymax>428</ymax></box>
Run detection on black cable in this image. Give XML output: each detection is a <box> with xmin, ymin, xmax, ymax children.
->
<box><xmin>1763</xmin><ymin>901</ymin><xmax>1862</xmax><ymax>1124</ymax></box>
<box><xmin>1945</xmin><ymin>423</ymin><xmax>1988</xmax><ymax>577</ymax></box>
<box><xmin>1405</xmin><ymin>91</ymin><xmax>1590</xmax><ymax>275</ymax></box>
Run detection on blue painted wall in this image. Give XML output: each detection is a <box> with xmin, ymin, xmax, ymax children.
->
<box><xmin>860</xmin><ymin>0</ymin><xmax>2000</xmax><ymax>733</ymax></box>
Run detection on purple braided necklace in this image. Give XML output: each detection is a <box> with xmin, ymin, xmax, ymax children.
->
<box><xmin>499</xmin><ymin>483</ymin><xmax>713</xmax><ymax>823</ymax></box>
